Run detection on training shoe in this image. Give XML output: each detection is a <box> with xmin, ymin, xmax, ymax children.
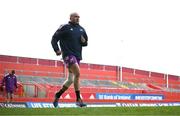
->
<box><xmin>76</xmin><ymin>100</ymin><xmax>87</xmax><ymax>107</ymax></box>
<box><xmin>53</xmin><ymin>92</ymin><xmax>60</xmax><ymax>108</ymax></box>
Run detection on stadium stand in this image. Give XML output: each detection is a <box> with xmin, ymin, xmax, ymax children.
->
<box><xmin>0</xmin><ymin>55</ymin><xmax>180</xmax><ymax>103</ymax></box>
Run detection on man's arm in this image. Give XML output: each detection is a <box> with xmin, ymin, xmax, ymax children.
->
<box><xmin>1</xmin><ymin>75</ymin><xmax>5</xmax><ymax>86</ymax></box>
<box><xmin>51</xmin><ymin>25</ymin><xmax>67</xmax><ymax>55</ymax></box>
<box><xmin>51</xmin><ymin>30</ymin><xmax>61</xmax><ymax>53</ymax></box>
<box><xmin>0</xmin><ymin>75</ymin><xmax>5</xmax><ymax>91</ymax></box>
<box><xmin>0</xmin><ymin>78</ymin><xmax>3</xmax><ymax>91</ymax></box>
<box><xmin>14</xmin><ymin>76</ymin><xmax>18</xmax><ymax>88</ymax></box>
<box><xmin>80</xmin><ymin>30</ymin><xmax>88</xmax><ymax>47</ymax></box>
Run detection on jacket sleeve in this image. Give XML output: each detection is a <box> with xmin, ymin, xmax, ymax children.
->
<box><xmin>2</xmin><ymin>75</ymin><xmax>5</xmax><ymax>86</ymax></box>
<box><xmin>51</xmin><ymin>31</ymin><xmax>60</xmax><ymax>52</ymax></box>
<box><xmin>14</xmin><ymin>76</ymin><xmax>17</xmax><ymax>88</ymax></box>
<box><xmin>81</xmin><ymin>29</ymin><xmax>88</xmax><ymax>47</ymax></box>
<box><xmin>51</xmin><ymin>25</ymin><xmax>67</xmax><ymax>52</ymax></box>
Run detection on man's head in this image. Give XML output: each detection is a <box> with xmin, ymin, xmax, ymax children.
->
<box><xmin>10</xmin><ymin>70</ymin><xmax>15</xmax><ymax>75</ymax></box>
<box><xmin>70</xmin><ymin>12</ymin><xmax>80</xmax><ymax>24</ymax></box>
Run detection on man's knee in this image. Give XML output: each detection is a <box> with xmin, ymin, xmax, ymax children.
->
<box><xmin>75</xmin><ymin>71</ymin><xmax>80</xmax><ymax>78</ymax></box>
<box><xmin>69</xmin><ymin>63</ymin><xmax>80</xmax><ymax>77</ymax></box>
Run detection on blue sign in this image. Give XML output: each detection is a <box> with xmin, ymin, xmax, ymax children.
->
<box><xmin>26</xmin><ymin>102</ymin><xmax>77</xmax><ymax>108</ymax></box>
<box><xmin>96</xmin><ymin>93</ymin><xmax>132</xmax><ymax>100</ymax></box>
<box><xmin>96</xmin><ymin>93</ymin><xmax>164</xmax><ymax>100</ymax></box>
<box><xmin>26</xmin><ymin>102</ymin><xmax>54</xmax><ymax>108</ymax></box>
<box><xmin>133</xmin><ymin>94</ymin><xmax>164</xmax><ymax>100</ymax></box>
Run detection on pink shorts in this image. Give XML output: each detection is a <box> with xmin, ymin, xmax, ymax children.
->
<box><xmin>64</xmin><ymin>55</ymin><xmax>80</xmax><ymax>68</ymax></box>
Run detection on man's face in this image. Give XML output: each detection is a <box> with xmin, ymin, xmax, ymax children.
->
<box><xmin>70</xmin><ymin>13</ymin><xmax>80</xmax><ymax>24</ymax></box>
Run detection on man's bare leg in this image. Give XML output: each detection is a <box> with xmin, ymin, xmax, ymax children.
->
<box><xmin>53</xmin><ymin>72</ymin><xmax>74</xmax><ymax>107</ymax></box>
<box><xmin>69</xmin><ymin>63</ymin><xmax>86</xmax><ymax>107</ymax></box>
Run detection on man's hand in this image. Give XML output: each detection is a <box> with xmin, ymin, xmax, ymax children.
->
<box><xmin>81</xmin><ymin>35</ymin><xmax>86</xmax><ymax>43</ymax></box>
<box><xmin>0</xmin><ymin>86</ymin><xmax>3</xmax><ymax>91</ymax></box>
<box><xmin>56</xmin><ymin>50</ymin><xmax>61</xmax><ymax>56</ymax></box>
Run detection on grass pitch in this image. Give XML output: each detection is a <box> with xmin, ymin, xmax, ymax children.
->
<box><xmin>0</xmin><ymin>106</ymin><xmax>180</xmax><ymax>116</ymax></box>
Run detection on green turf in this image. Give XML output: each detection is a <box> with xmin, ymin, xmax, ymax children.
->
<box><xmin>0</xmin><ymin>106</ymin><xmax>180</xmax><ymax>116</ymax></box>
